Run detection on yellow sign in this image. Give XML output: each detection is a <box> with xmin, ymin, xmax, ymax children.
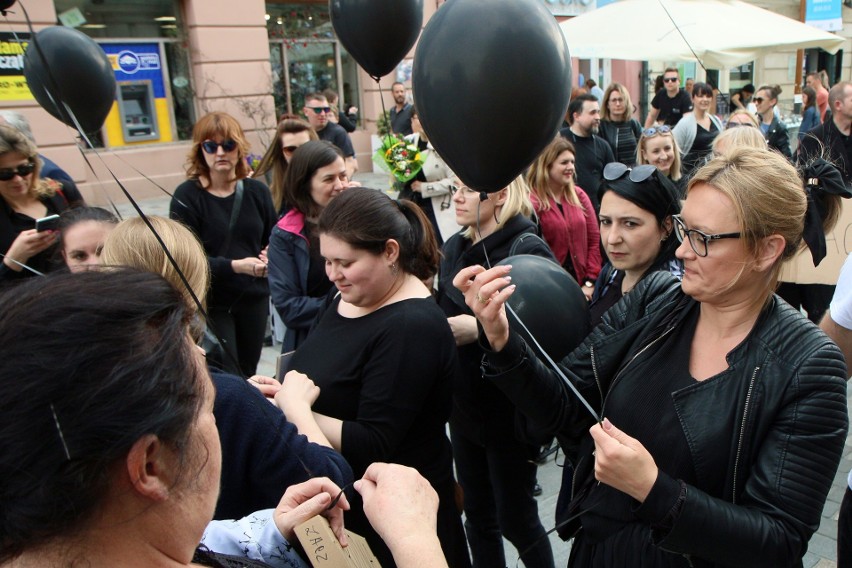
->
<box><xmin>0</xmin><ymin>33</ymin><xmax>32</xmax><ymax>101</ymax></box>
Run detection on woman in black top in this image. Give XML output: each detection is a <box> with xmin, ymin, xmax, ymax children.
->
<box><xmin>599</xmin><ymin>83</ymin><xmax>643</xmax><ymax>166</ymax></box>
<box><xmin>274</xmin><ymin>188</ymin><xmax>469</xmax><ymax>568</ymax></box>
<box><xmin>754</xmin><ymin>84</ymin><xmax>792</xmax><ymax>159</ymax></box>
<box><xmin>170</xmin><ymin>111</ymin><xmax>276</xmax><ymax>376</ymax></box>
<box><xmin>590</xmin><ymin>163</ymin><xmax>681</xmax><ymax>326</ymax></box>
<box><xmin>0</xmin><ymin>124</ymin><xmax>83</xmax><ymax>281</ymax></box>
<box><xmin>437</xmin><ymin>176</ymin><xmax>557</xmax><ymax>568</ymax></box>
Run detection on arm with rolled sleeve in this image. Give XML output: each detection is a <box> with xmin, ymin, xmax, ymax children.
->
<box><xmin>201</xmin><ymin>509</ymin><xmax>308</xmax><ymax>568</ymax></box>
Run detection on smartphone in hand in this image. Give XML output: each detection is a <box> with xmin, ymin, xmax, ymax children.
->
<box><xmin>35</xmin><ymin>214</ymin><xmax>60</xmax><ymax>232</ymax></box>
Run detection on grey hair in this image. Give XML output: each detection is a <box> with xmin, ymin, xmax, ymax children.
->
<box><xmin>0</xmin><ymin>111</ymin><xmax>35</xmax><ymax>144</ymax></box>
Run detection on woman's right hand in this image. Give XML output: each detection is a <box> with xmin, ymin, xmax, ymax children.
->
<box><xmin>231</xmin><ymin>256</ymin><xmax>267</xmax><ymax>277</ymax></box>
<box><xmin>275</xmin><ymin>370</ymin><xmax>320</xmax><ymax>416</ymax></box>
<box><xmin>3</xmin><ymin>229</ymin><xmax>57</xmax><ymax>271</ymax></box>
<box><xmin>452</xmin><ymin>264</ymin><xmax>514</xmax><ymax>352</ymax></box>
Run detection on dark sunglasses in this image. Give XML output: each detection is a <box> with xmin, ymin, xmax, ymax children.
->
<box><xmin>726</xmin><ymin>121</ymin><xmax>755</xmax><ymax>130</ymax></box>
<box><xmin>642</xmin><ymin>125</ymin><xmax>671</xmax><ymax>137</ymax></box>
<box><xmin>201</xmin><ymin>139</ymin><xmax>238</xmax><ymax>154</ymax></box>
<box><xmin>0</xmin><ymin>162</ymin><xmax>35</xmax><ymax>181</ymax></box>
<box><xmin>282</xmin><ymin>145</ymin><xmax>300</xmax><ymax>154</ymax></box>
<box><xmin>752</xmin><ymin>97</ymin><xmax>764</xmax><ymax>104</ymax></box>
<box><xmin>306</xmin><ymin>106</ymin><xmax>332</xmax><ymax>115</ymax></box>
<box><xmin>603</xmin><ymin>162</ymin><xmax>658</xmax><ymax>183</ymax></box>
<box><xmin>663</xmin><ymin>77</ymin><xmax>679</xmax><ymax>83</ymax></box>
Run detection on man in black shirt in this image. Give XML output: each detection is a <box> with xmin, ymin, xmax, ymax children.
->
<box><xmin>559</xmin><ymin>93</ymin><xmax>614</xmax><ymax>212</ymax></box>
<box><xmin>645</xmin><ymin>67</ymin><xmax>693</xmax><ymax>127</ymax></box>
<box><xmin>389</xmin><ymin>82</ymin><xmax>413</xmax><ymax>136</ymax></box>
<box><xmin>303</xmin><ymin>92</ymin><xmax>358</xmax><ymax>177</ymax></box>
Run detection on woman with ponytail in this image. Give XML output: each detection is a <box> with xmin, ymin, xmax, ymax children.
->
<box><xmin>273</xmin><ymin>187</ymin><xmax>470</xmax><ymax>568</ymax></box>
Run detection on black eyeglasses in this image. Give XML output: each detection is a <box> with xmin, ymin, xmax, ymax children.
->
<box><xmin>672</xmin><ymin>215</ymin><xmax>741</xmax><ymax>257</ymax></box>
<box><xmin>752</xmin><ymin>97</ymin><xmax>764</xmax><ymax>104</ymax></box>
<box><xmin>642</xmin><ymin>125</ymin><xmax>671</xmax><ymax>137</ymax></box>
<box><xmin>603</xmin><ymin>162</ymin><xmax>658</xmax><ymax>183</ymax></box>
<box><xmin>726</xmin><ymin>121</ymin><xmax>755</xmax><ymax>130</ymax></box>
<box><xmin>0</xmin><ymin>162</ymin><xmax>35</xmax><ymax>181</ymax></box>
<box><xmin>306</xmin><ymin>106</ymin><xmax>332</xmax><ymax>115</ymax></box>
<box><xmin>663</xmin><ymin>77</ymin><xmax>679</xmax><ymax>83</ymax></box>
<box><xmin>201</xmin><ymin>139</ymin><xmax>238</xmax><ymax>154</ymax></box>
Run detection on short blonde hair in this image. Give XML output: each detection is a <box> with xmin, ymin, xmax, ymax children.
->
<box><xmin>712</xmin><ymin>127</ymin><xmax>767</xmax><ymax>156</ymax></box>
<box><xmin>101</xmin><ymin>216</ymin><xmax>210</xmax><ymax>313</ymax></box>
<box><xmin>688</xmin><ymin>147</ymin><xmax>808</xmax><ymax>304</ymax></box>
<box><xmin>461</xmin><ymin>175</ymin><xmax>534</xmax><ymax>240</ymax></box>
<box><xmin>726</xmin><ymin>108</ymin><xmax>760</xmax><ymax>128</ymax></box>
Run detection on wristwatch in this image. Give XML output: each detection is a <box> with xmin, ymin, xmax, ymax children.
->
<box><xmin>583</xmin><ymin>280</ymin><xmax>594</xmax><ymax>289</ymax></box>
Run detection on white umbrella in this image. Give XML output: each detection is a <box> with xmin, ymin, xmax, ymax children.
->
<box><xmin>560</xmin><ymin>0</ymin><xmax>845</xmax><ymax>69</ymax></box>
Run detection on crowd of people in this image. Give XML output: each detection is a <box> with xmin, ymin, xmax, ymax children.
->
<box><xmin>1</xmin><ymin>72</ymin><xmax>851</xmax><ymax>568</ymax></box>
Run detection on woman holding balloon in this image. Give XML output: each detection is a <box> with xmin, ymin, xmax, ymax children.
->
<box><xmin>455</xmin><ymin>147</ymin><xmax>848</xmax><ymax>566</ymax></box>
<box><xmin>437</xmin><ymin>175</ymin><xmax>556</xmax><ymax>568</ymax></box>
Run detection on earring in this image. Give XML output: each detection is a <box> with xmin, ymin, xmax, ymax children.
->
<box><xmin>391</xmin><ymin>262</ymin><xmax>399</xmax><ymax>275</ymax></box>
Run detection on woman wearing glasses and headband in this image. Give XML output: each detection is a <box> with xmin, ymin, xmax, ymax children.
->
<box><xmin>599</xmin><ymin>83</ymin><xmax>642</xmax><ymax>166</ymax></box>
<box><xmin>454</xmin><ymin>147</ymin><xmax>848</xmax><ymax>567</ymax></box>
<box><xmin>0</xmin><ymin>124</ymin><xmax>83</xmax><ymax>281</ymax></box>
<box><xmin>526</xmin><ymin>137</ymin><xmax>601</xmax><ymax>299</ymax></box>
<box><xmin>267</xmin><ymin>140</ymin><xmax>356</xmax><ymax>353</ymax></box>
<box><xmin>754</xmin><ymin>84</ymin><xmax>792</xmax><ymax>159</ymax></box>
<box><xmin>673</xmin><ymin>82</ymin><xmax>724</xmax><ymax>176</ymax></box>
<box><xmin>635</xmin><ymin>124</ymin><xmax>685</xmax><ymax>196</ymax></box>
<box><xmin>590</xmin><ymin>163</ymin><xmax>681</xmax><ymax>326</ymax></box>
<box><xmin>436</xmin><ymin>175</ymin><xmax>556</xmax><ymax>568</ymax></box>
<box><xmin>170</xmin><ymin>111</ymin><xmax>277</xmax><ymax>377</ymax></box>
<box><xmin>253</xmin><ymin>115</ymin><xmax>318</xmax><ymax>217</ymax></box>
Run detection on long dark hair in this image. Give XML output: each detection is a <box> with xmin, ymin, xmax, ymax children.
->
<box><xmin>281</xmin><ymin>140</ymin><xmax>344</xmax><ymax>219</ymax></box>
<box><xmin>0</xmin><ymin>270</ymin><xmax>204</xmax><ymax>563</ymax></box>
<box><xmin>318</xmin><ymin>187</ymin><xmax>440</xmax><ymax>280</ymax></box>
<box><xmin>802</xmin><ymin>86</ymin><xmax>817</xmax><ymax>111</ymax></box>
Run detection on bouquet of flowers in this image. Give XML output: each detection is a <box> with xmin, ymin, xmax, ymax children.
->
<box><xmin>245</xmin><ymin>153</ymin><xmax>262</xmax><ymax>174</ymax></box>
<box><xmin>372</xmin><ymin>135</ymin><xmax>424</xmax><ymax>183</ymax></box>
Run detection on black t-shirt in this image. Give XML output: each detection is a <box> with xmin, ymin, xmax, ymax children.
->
<box><xmin>317</xmin><ymin>122</ymin><xmax>355</xmax><ymax>157</ymax></box>
<box><xmin>682</xmin><ymin>121</ymin><xmax>719</xmax><ymax>174</ymax></box>
<box><xmin>651</xmin><ymin>89</ymin><xmax>693</xmax><ymax>126</ymax></box>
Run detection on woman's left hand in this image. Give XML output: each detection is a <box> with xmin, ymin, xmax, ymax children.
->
<box><xmin>274</xmin><ymin>476</ymin><xmax>350</xmax><ymax>546</ymax></box>
<box><xmin>275</xmin><ymin>371</ymin><xmax>320</xmax><ymax>415</ymax></box>
<box><xmin>589</xmin><ymin>418</ymin><xmax>658</xmax><ymax>503</ymax></box>
<box><xmin>410</xmin><ymin>181</ymin><xmax>422</xmax><ymax>193</ymax></box>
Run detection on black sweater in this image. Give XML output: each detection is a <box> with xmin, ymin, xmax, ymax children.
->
<box><xmin>170</xmin><ymin>178</ymin><xmax>276</xmax><ymax>307</ymax></box>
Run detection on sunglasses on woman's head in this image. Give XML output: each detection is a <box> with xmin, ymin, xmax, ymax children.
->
<box><xmin>642</xmin><ymin>125</ymin><xmax>671</xmax><ymax>137</ymax></box>
<box><xmin>201</xmin><ymin>139</ymin><xmax>238</xmax><ymax>154</ymax></box>
<box><xmin>0</xmin><ymin>162</ymin><xmax>35</xmax><ymax>181</ymax></box>
<box><xmin>603</xmin><ymin>162</ymin><xmax>658</xmax><ymax>183</ymax></box>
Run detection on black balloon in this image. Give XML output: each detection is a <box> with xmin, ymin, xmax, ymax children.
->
<box><xmin>497</xmin><ymin>255</ymin><xmax>589</xmax><ymax>362</ymax></box>
<box><xmin>329</xmin><ymin>0</ymin><xmax>423</xmax><ymax>79</ymax></box>
<box><xmin>0</xmin><ymin>1</ymin><xmax>16</xmax><ymax>12</ymax></box>
<box><xmin>24</xmin><ymin>27</ymin><xmax>116</xmax><ymax>134</ymax></box>
<box><xmin>413</xmin><ymin>0</ymin><xmax>571</xmax><ymax>193</ymax></box>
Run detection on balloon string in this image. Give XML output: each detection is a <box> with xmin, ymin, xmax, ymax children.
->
<box><xmin>107</xmin><ymin>150</ymin><xmax>188</xmax><ymax>209</ymax></box>
<box><xmin>474</xmin><ymin>201</ymin><xmax>600</xmax><ymax>422</ymax></box>
<box><xmin>658</xmin><ymin>0</ymin><xmax>707</xmax><ymax>73</ymax></box>
<box><xmin>373</xmin><ymin>77</ymin><xmax>395</xmax><ymax>150</ymax></box>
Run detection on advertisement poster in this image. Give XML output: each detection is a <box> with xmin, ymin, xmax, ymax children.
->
<box><xmin>0</xmin><ymin>32</ymin><xmax>32</xmax><ymax>101</ymax></box>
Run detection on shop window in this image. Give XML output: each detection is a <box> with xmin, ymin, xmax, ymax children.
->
<box><xmin>266</xmin><ymin>3</ymin><xmax>360</xmax><ymax>124</ymax></box>
<box><xmin>52</xmin><ymin>0</ymin><xmax>195</xmax><ymax>144</ymax></box>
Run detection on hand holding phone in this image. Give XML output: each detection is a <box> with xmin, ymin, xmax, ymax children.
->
<box><xmin>35</xmin><ymin>214</ymin><xmax>60</xmax><ymax>232</ymax></box>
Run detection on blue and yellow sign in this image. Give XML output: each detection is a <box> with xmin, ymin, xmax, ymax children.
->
<box><xmin>100</xmin><ymin>42</ymin><xmax>172</xmax><ymax>146</ymax></box>
<box><xmin>0</xmin><ymin>32</ymin><xmax>32</xmax><ymax>101</ymax></box>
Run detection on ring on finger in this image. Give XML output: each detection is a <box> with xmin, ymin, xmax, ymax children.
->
<box><xmin>475</xmin><ymin>292</ymin><xmax>491</xmax><ymax>304</ymax></box>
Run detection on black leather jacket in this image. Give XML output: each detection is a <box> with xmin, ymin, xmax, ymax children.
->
<box><xmin>764</xmin><ymin>116</ymin><xmax>792</xmax><ymax>159</ymax></box>
<box><xmin>483</xmin><ymin>272</ymin><xmax>848</xmax><ymax>567</ymax></box>
<box><xmin>599</xmin><ymin>118</ymin><xmax>642</xmax><ymax>163</ymax></box>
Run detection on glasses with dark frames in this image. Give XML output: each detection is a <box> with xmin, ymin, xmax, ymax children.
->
<box><xmin>306</xmin><ymin>106</ymin><xmax>332</xmax><ymax>115</ymax></box>
<box><xmin>0</xmin><ymin>162</ymin><xmax>35</xmax><ymax>181</ymax></box>
<box><xmin>663</xmin><ymin>77</ymin><xmax>679</xmax><ymax>83</ymax></box>
<box><xmin>672</xmin><ymin>215</ymin><xmax>741</xmax><ymax>257</ymax></box>
<box><xmin>201</xmin><ymin>139</ymin><xmax>238</xmax><ymax>154</ymax></box>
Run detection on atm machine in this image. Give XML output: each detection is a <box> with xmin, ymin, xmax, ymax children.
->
<box><xmin>116</xmin><ymin>80</ymin><xmax>159</xmax><ymax>142</ymax></box>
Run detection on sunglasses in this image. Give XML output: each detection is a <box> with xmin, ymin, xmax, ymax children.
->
<box><xmin>603</xmin><ymin>162</ymin><xmax>658</xmax><ymax>183</ymax></box>
<box><xmin>642</xmin><ymin>125</ymin><xmax>671</xmax><ymax>137</ymax></box>
<box><xmin>201</xmin><ymin>139</ymin><xmax>238</xmax><ymax>154</ymax></box>
<box><xmin>306</xmin><ymin>106</ymin><xmax>332</xmax><ymax>115</ymax></box>
<box><xmin>663</xmin><ymin>77</ymin><xmax>679</xmax><ymax>83</ymax></box>
<box><xmin>0</xmin><ymin>162</ymin><xmax>35</xmax><ymax>181</ymax></box>
<box><xmin>752</xmin><ymin>97</ymin><xmax>764</xmax><ymax>104</ymax></box>
<box><xmin>282</xmin><ymin>145</ymin><xmax>299</xmax><ymax>154</ymax></box>
<box><xmin>726</xmin><ymin>121</ymin><xmax>754</xmax><ymax>130</ymax></box>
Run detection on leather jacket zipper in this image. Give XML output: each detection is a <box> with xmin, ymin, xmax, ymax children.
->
<box><xmin>600</xmin><ymin>325</ymin><xmax>677</xmax><ymax>416</ymax></box>
<box><xmin>732</xmin><ymin>366</ymin><xmax>759</xmax><ymax>504</ymax></box>
<box><xmin>590</xmin><ymin>346</ymin><xmax>605</xmax><ymax>412</ymax></box>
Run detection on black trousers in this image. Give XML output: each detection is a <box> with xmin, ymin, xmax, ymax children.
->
<box><xmin>839</xmin><ymin>485</ymin><xmax>852</xmax><ymax>568</ymax></box>
<box><xmin>208</xmin><ymin>294</ymin><xmax>269</xmax><ymax>377</ymax></box>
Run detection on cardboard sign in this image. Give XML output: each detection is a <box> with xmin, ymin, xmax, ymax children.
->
<box><xmin>780</xmin><ymin>197</ymin><xmax>852</xmax><ymax>285</ymax></box>
<box><xmin>295</xmin><ymin>516</ymin><xmax>380</xmax><ymax>568</ymax></box>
